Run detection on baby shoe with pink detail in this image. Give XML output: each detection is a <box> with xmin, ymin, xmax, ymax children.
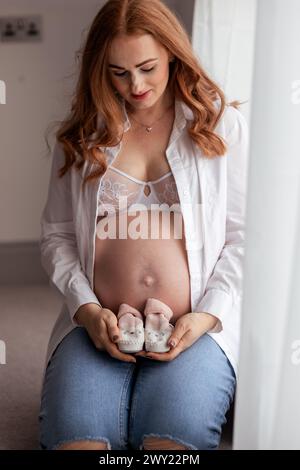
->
<box><xmin>117</xmin><ymin>303</ymin><xmax>145</xmax><ymax>353</ymax></box>
<box><xmin>144</xmin><ymin>298</ymin><xmax>175</xmax><ymax>353</ymax></box>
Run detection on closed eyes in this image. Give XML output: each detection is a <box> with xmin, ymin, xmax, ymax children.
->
<box><xmin>113</xmin><ymin>67</ymin><xmax>156</xmax><ymax>77</ymax></box>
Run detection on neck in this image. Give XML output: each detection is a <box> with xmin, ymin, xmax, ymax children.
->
<box><xmin>126</xmin><ymin>89</ymin><xmax>174</xmax><ymax>122</ymax></box>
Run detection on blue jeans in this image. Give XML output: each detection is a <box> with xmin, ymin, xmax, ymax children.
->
<box><xmin>38</xmin><ymin>327</ymin><xmax>236</xmax><ymax>450</ymax></box>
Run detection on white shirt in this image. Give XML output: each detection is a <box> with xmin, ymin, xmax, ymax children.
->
<box><xmin>40</xmin><ymin>97</ymin><xmax>249</xmax><ymax>379</ymax></box>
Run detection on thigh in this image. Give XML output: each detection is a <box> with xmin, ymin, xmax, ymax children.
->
<box><xmin>38</xmin><ymin>327</ymin><xmax>136</xmax><ymax>450</ymax></box>
<box><xmin>128</xmin><ymin>334</ymin><xmax>236</xmax><ymax>450</ymax></box>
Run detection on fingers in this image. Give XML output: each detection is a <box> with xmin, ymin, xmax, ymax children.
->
<box><xmin>135</xmin><ymin>335</ymin><xmax>187</xmax><ymax>362</ymax></box>
<box><xmin>106</xmin><ymin>340</ymin><xmax>137</xmax><ymax>363</ymax></box>
<box><xmin>106</xmin><ymin>313</ymin><xmax>121</xmax><ymax>342</ymax></box>
<box><xmin>101</xmin><ymin>316</ymin><xmax>136</xmax><ymax>363</ymax></box>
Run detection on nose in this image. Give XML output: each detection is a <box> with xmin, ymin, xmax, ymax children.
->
<box><xmin>130</xmin><ymin>75</ymin><xmax>145</xmax><ymax>95</ymax></box>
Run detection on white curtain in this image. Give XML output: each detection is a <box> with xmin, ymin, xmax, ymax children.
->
<box><xmin>192</xmin><ymin>0</ymin><xmax>300</xmax><ymax>449</ymax></box>
<box><xmin>192</xmin><ymin>0</ymin><xmax>257</xmax><ymax>124</ymax></box>
<box><xmin>233</xmin><ymin>0</ymin><xmax>300</xmax><ymax>449</ymax></box>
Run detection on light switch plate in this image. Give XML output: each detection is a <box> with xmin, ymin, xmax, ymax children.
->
<box><xmin>0</xmin><ymin>15</ymin><xmax>42</xmax><ymax>42</ymax></box>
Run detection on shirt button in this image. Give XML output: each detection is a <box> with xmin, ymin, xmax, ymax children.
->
<box><xmin>183</xmin><ymin>189</ymin><xmax>188</xmax><ymax>195</ymax></box>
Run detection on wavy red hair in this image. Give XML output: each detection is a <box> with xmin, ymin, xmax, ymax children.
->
<box><xmin>46</xmin><ymin>0</ymin><xmax>241</xmax><ymax>190</ymax></box>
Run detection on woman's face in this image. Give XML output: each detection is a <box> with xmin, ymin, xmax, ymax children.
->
<box><xmin>108</xmin><ymin>33</ymin><xmax>172</xmax><ymax>110</ymax></box>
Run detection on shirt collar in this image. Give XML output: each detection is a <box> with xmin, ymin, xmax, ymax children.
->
<box><xmin>120</xmin><ymin>96</ymin><xmax>194</xmax><ymax>134</ymax></box>
<box><xmin>90</xmin><ymin>97</ymin><xmax>194</xmax><ymax>152</ymax></box>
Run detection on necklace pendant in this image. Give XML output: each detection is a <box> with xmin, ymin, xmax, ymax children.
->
<box><xmin>146</xmin><ymin>127</ymin><xmax>152</xmax><ymax>133</ymax></box>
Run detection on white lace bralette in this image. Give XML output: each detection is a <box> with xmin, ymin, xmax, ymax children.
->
<box><xmin>97</xmin><ymin>165</ymin><xmax>181</xmax><ymax>217</ymax></box>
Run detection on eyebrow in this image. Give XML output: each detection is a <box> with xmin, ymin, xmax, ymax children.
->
<box><xmin>108</xmin><ymin>58</ymin><xmax>158</xmax><ymax>70</ymax></box>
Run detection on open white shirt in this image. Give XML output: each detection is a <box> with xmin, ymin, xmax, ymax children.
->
<box><xmin>39</xmin><ymin>97</ymin><xmax>249</xmax><ymax>379</ymax></box>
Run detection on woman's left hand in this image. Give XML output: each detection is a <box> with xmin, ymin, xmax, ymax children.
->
<box><xmin>135</xmin><ymin>312</ymin><xmax>219</xmax><ymax>362</ymax></box>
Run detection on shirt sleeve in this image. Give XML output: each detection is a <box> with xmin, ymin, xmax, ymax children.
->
<box><xmin>39</xmin><ymin>141</ymin><xmax>102</xmax><ymax>325</ymax></box>
<box><xmin>194</xmin><ymin>106</ymin><xmax>249</xmax><ymax>333</ymax></box>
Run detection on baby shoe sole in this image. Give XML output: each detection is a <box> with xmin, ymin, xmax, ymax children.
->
<box><xmin>145</xmin><ymin>341</ymin><xmax>171</xmax><ymax>353</ymax></box>
<box><xmin>118</xmin><ymin>342</ymin><xmax>144</xmax><ymax>353</ymax></box>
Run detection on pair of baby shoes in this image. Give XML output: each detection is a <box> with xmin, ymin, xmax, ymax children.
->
<box><xmin>116</xmin><ymin>298</ymin><xmax>174</xmax><ymax>354</ymax></box>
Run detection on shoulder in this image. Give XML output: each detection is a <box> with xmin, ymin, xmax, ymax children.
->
<box><xmin>216</xmin><ymin>103</ymin><xmax>249</xmax><ymax>148</ymax></box>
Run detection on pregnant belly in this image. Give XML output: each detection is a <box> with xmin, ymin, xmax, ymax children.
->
<box><xmin>93</xmin><ymin>210</ymin><xmax>191</xmax><ymax>323</ymax></box>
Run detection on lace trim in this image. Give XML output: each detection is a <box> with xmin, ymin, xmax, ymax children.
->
<box><xmin>99</xmin><ymin>178</ymin><xmax>142</xmax><ymax>207</ymax></box>
<box><xmin>97</xmin><ymin>167</ymin><xmax>180</xmax><ymax>214</ymax></box>
<box><xmin>155</xmin><ymin>181</ymin><xmax>179</xmax><ymax>204</ymax></box>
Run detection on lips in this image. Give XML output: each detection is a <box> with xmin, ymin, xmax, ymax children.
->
<box><xmin>131</xmin><ymin>90</ymin><xmax>151</xmax><ymax>99</ymax></box>
<box><xmin>132</xmin><ymin>91</ymin><xmax>148</xmax><ymax>97</ymax></box>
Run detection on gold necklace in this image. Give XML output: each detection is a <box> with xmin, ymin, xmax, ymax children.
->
<box><xmin>127</xmin><ymin>102</ymin><xmax>174</xmax><ymax>133</ymax></box>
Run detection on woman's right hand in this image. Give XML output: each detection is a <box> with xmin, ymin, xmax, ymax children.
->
<box><xmin>74</xmin><ymin>303</ymin><xmax>136</xmax><ymax>363</ymax></box>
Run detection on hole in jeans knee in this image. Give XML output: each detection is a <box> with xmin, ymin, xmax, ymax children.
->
<box><xmin>52</xmin><ymin>437</ymin><xmax>111</xmax><ymax>450</ymax></box>
<box><xmin>142</xmin><ymin>434</ymin><xmax>192</xmax><ymax>450</ymax></box>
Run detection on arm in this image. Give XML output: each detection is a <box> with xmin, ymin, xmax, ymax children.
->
<box><xmin>39</xmin><ymin>141</ymin><xmax>102</xmax><ymax>326</ymax></box>
<box><xmin>194</xmin><ymin>107</ymin><xmax>249</xmax><ymax>333</ymax></box>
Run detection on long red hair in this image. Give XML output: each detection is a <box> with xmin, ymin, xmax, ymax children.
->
<box><xmin>47</xmin><ymin>0</ymin><xmax>240</xmax><ymax>190</ymax></box>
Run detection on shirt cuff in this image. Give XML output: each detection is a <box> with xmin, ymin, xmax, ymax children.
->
<box><xmin>193</xmin><ymin>288</ymin><xmax>233</xmax><ymax>333</ymax></box>
<box><xmin>66</xmin><ymin>279</ymin><xmax>103</xmax><ymax>326</ymax></box>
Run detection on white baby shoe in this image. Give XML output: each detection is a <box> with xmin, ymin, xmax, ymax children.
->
<box><xmin>117</xmin><ymin>303</ymin><xmax>145</xmax><ymax>353</ymax></box>
<box><xmin>144</xmin><ymin>298</ymin><xmax>174</xmax><ymax>353</ymax></box>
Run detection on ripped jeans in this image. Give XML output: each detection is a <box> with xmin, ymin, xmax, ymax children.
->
<box><xmin>38</xmin><ymin>327</ymin><xmax>236</xmax><ymax>450</ymax></box>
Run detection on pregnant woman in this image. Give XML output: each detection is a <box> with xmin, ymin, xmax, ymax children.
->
<box><xmin>39</xmin><ymin>0</ymin><xmax>248</xmax><ymax>451</ymax></box>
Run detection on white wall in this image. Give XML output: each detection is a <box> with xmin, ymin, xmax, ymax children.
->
<box><xmin>0</xmin><ymin>0</ymin><xmax>194</xmax><ymax>243</ymax></box>
<box><xmin>0</xmin><ymin>0</ymin><xmax>107</xmax><ymax>242</ymax></box>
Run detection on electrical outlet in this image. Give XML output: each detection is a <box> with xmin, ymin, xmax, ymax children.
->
<box><xmin>0</xmin><ymin>15</ymin><xmax>42</xmax><ymax>42</ymax></box>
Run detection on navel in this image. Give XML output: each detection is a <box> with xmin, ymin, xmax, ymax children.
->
<box><xmin>143</xmin><ymin>275</ymin><xmax>155</xmax><ymax>287</ymax></box>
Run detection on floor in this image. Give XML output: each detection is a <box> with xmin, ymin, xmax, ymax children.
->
<box><xmin>0</xmin><ymin>285</ymin><xmax>233</xmax><ymax>450</ymax></box>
